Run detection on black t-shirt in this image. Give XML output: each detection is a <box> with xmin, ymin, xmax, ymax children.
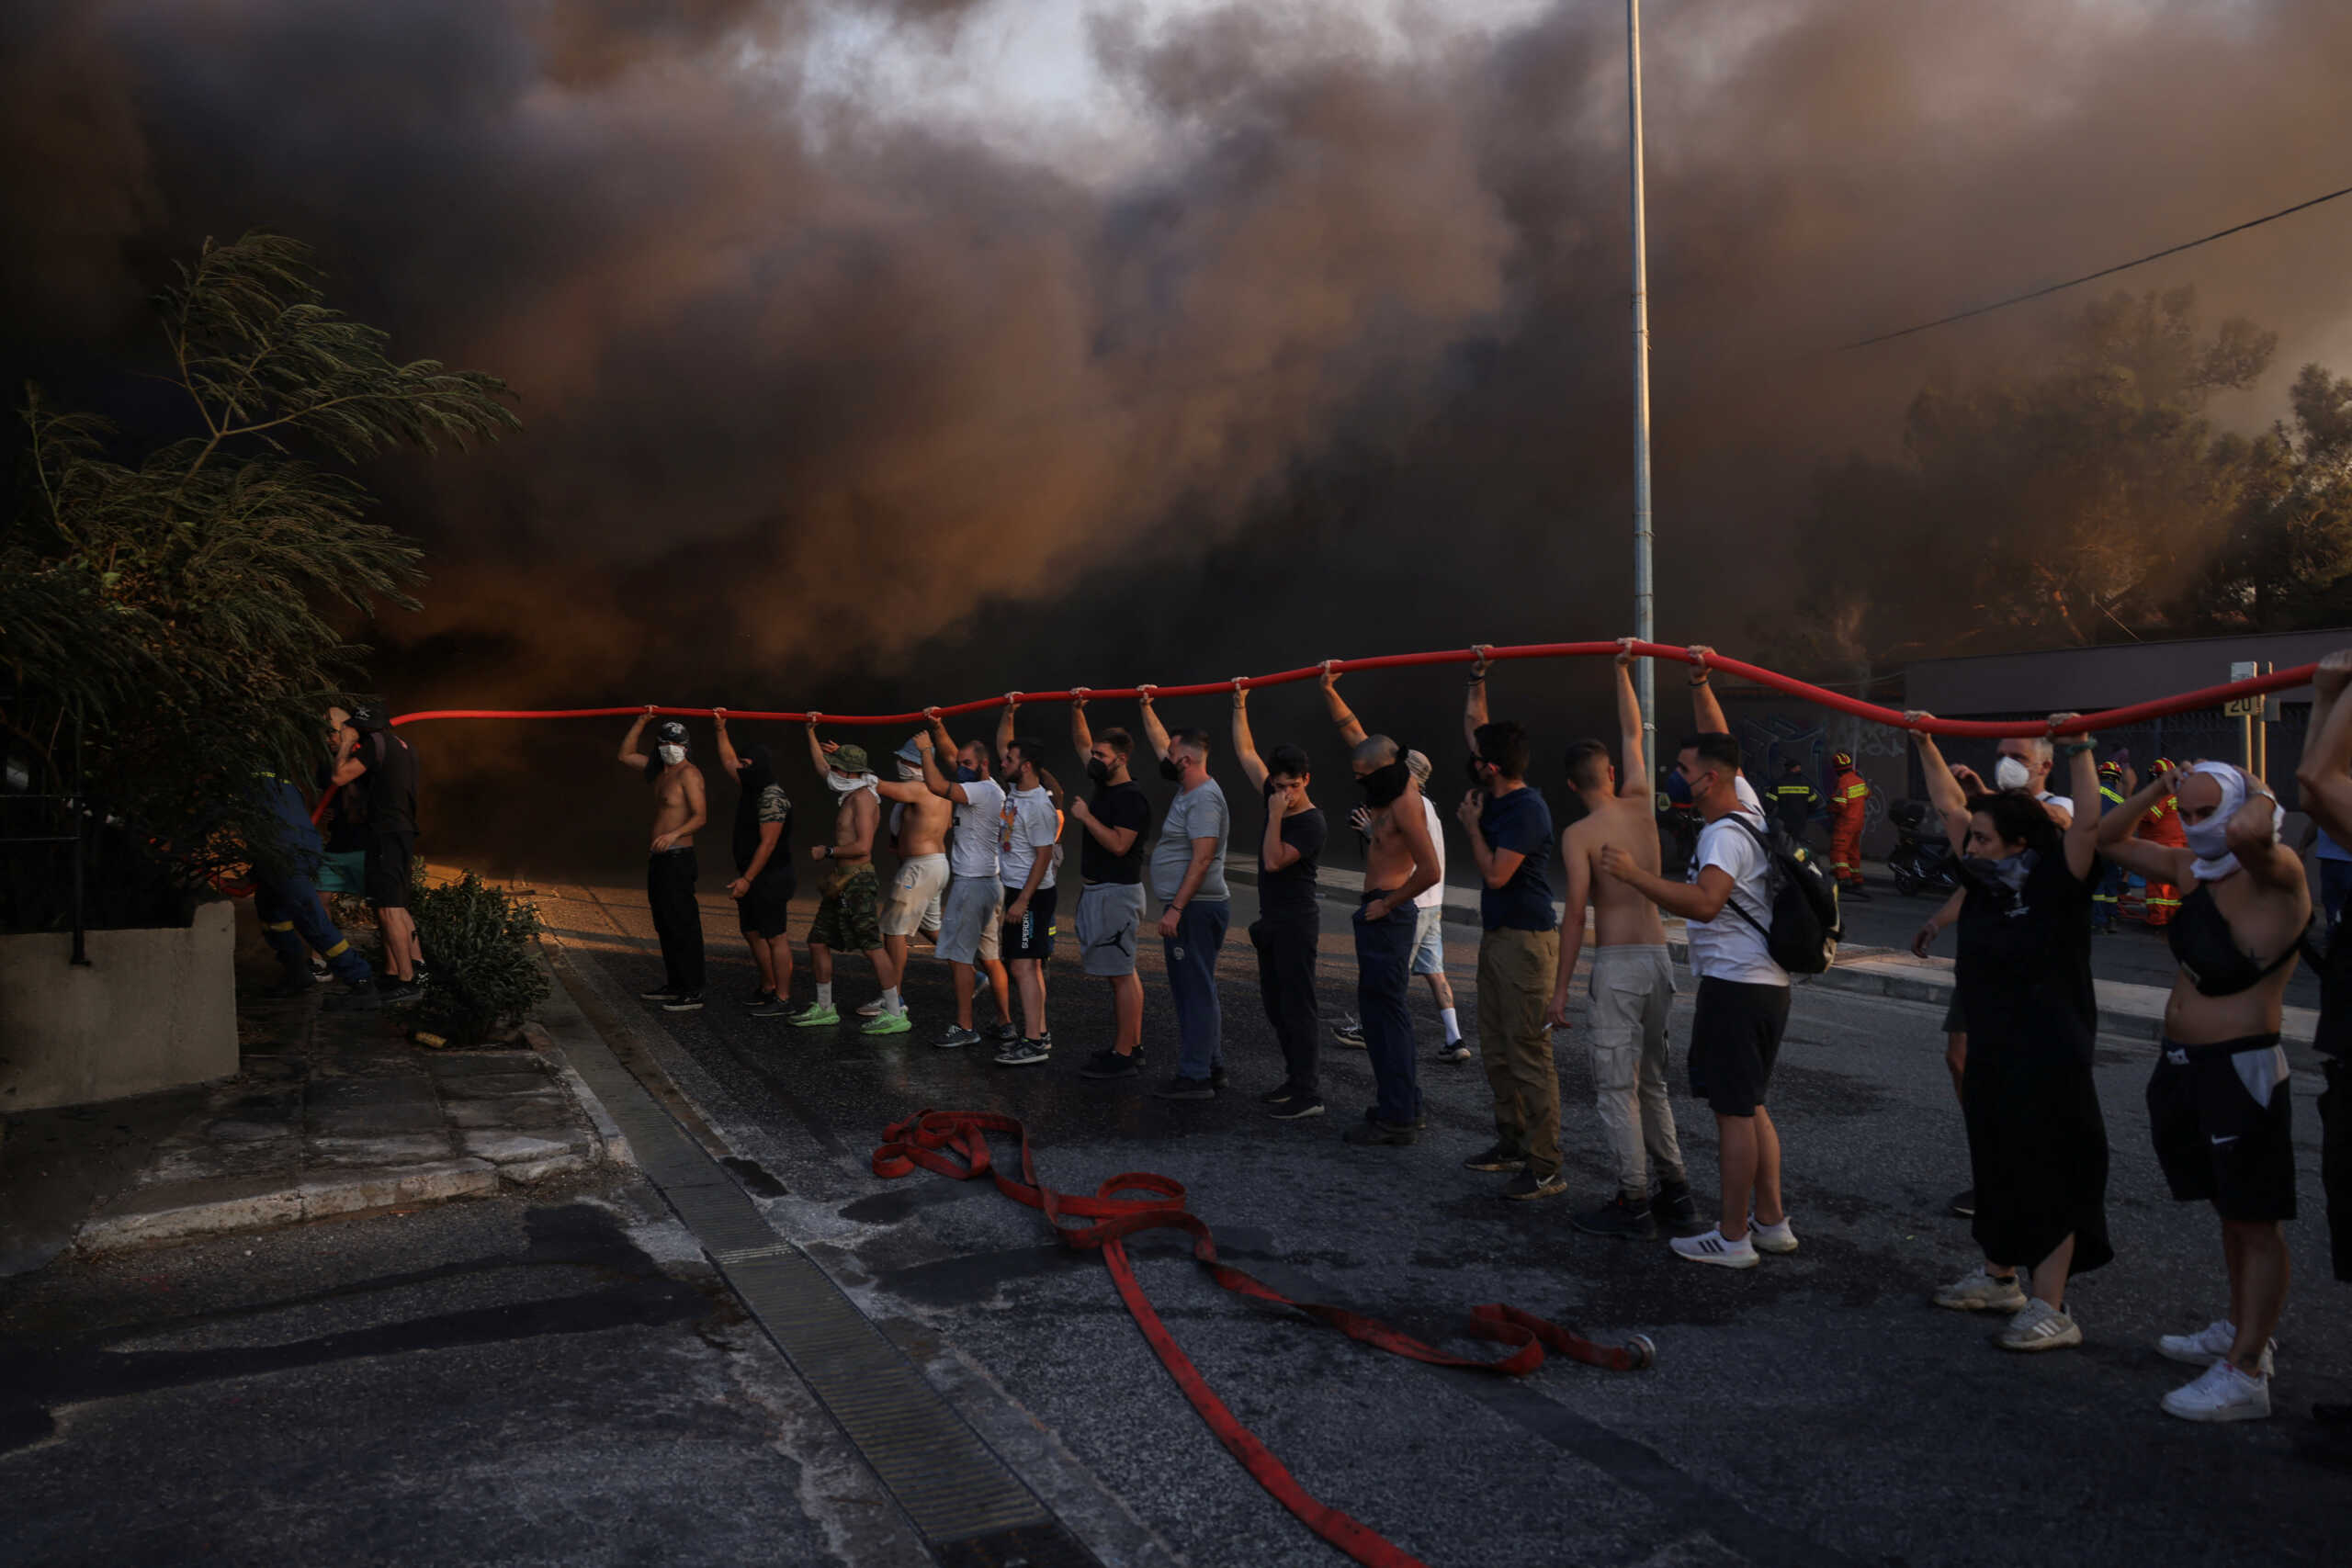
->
<box><xmin>1953</xmin><ymin>851</ymin><xmax>2098</xmax><ymax>1063</ymax></box>
<box><xmin>357</xmin><ymin>729</ymin><xmax>419</xmax><ymax>838</ymax></box>
<box><xmin>312</xmin><ymin>760</ymin><xmax>370</xmax><ymax>854</ymax></box>
<box><xmin>1080</xmin><ymin>782</ymin><xmax>1151</xmax><ymax>885</ymax></box>
<box><xmin>1260</xmin><ymin>807</ymin><xmax>1327</xmax><ymax>919</ymax></box>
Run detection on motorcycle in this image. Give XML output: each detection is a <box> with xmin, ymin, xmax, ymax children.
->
<box><xmin>1885</xmin><ymin>799</ymin><xmax>1958</xmax><ymax>898</ymax></box>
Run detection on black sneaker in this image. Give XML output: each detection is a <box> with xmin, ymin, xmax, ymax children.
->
<box><xmin>1208</xmin><ymin>1062</ymin><xmax>1229</xmax><ymax>1089</ymax></box>
<box><xmin>1258</xmin><ymin>1082</ymin><xmax>1299</xmax><ymax>1104</ymax></box>
<box><xmin>1949</xmin><ymin>1188</ymin><xmax>1977</xmax><ymax>1219</ymax></box>
<box><xmin>749</xmin><ymin>997</ymin><xmax>799</xmax><ymax>1020</ymax></box>
<box><xmin>1269</xmin><ymin>1097</ymin><xmax>1326</xmax><ymax>1122</ymax></box>
<box><xmin>1154</xmin><ymin>1075</ymin><xmax>1216</xmax><ymax>1101</ymax></box>
<box><xmin>1331</xmin><ymin>1019</ymin><xmax>1367</xmax><ymax>1047</ymax></box>
<box><xmin>1576</xmin><ymin>1192</ymin><xmax>1659</xmax><ymax>1238</ymax></box>
<box><xmin>1080</xmin><ymin>1048</ymin><xmax>1143</xmax><ymax>1079</ymax></box>
<box><xmin>935</xmin><ymin>1023</ymin><xmax>982</xmax><ymax>1049</ymax></box>
<box><xmin>744</xmin><ymin>986</ymin><xmax>778</xmax><ymax>1007</ymax></box>
<box><xmin>1502</xmin><ymin>1168</ymin><xmax>1568</xmax><ymax>1201</ymax></box>
<box><xmin>994</xmin><ymin>1037</ymin><xmax>1053</xmax><ymax>1067</ymax></box>
<box><xmin>1341</xmin><ymin>1117</ymin><xmax>1418</xmax><ymax>1146</ymax></box>
<box><xmin>322</xmin><ymin>979</ymin><xmax>380</xmax><ymax>1012</ymax></box>
<box><xmin>1650</xmin><ymin>1179</ymin><xmax>1704</xmax><ymax>1236</ymax></box>
<box><xmin>379</xmin><ymin>979</ymin><xmax>424</xmax><ymax>1005</ymax></box>
<box><xmin>1463</xmin><ymin>1143</ymin><xmax>1527</xmax><ymax>1173</ymax></box>
<box><xmin>1433</xmin><ymin>1040</ymin><xmax>1473</xmax><ymax>1064</ymax></box>
<box><xmin>639</xmin><ymin>986</ymin><xmax>682</xmax><ymax>1001</ymax></box>
<box><xmin>662</xmin><ymin>992</ymin><xmax>706</xmax><ymax>1012</ymax></box>
<box><xmin>983</xmin><ymin>1021</ymin><xmax>1020</xmax><ymax>1045</ymax></box>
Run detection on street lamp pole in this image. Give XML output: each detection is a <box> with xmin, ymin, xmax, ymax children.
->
<box><xmin>1627</xmin><ymin>0</ymin><xmax>1657</xmax><ymax>756</ymax></box>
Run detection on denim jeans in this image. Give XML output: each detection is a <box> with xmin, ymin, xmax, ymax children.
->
<box><xmin>1352</xmin><ymin>893</ymin><xmax>1420</xmax><ymax>1126</ymax></box>
<box><xmin>1164</xmin><ymin>898</ymin><xmax>1230</xmax><ymax>1080</ymax></box>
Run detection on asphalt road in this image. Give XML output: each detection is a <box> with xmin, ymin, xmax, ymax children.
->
<box><xmin>524</xmin><ymin>863</ymin><xmax>2352</xmax><ymax>1568</ymax></box>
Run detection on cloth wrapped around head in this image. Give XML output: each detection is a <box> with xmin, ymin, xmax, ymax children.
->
<box><xmin>2182</xmin><ymin>760</ymin><xmax>2282</xmax><ymax>882</ymax></box>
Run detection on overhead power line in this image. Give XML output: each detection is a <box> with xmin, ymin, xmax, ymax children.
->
<box><xmin>1844</xmin><ymin>179</ymin><xmax>2352</xmax><ymax>350</ymax></box>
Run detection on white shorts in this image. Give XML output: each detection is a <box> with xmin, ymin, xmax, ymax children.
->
<box><xmin>1411</xmin><ymin>904</ymin><xmax>1447</xmax><ymax>976</ymax></box>
<box><xmin>882</xmin><ymin>854</ymin><xmax>950</xmax><ymax>938</ymax></box>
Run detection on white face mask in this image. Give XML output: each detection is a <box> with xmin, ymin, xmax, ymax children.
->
<box><xmin>828</xmin><ymin>771</ymin><xmax>874</xmax><ymax>795</ymax></box>
<box><xmin>657</xmin><ymin>744</ymin><xmax>685</xmax><ymax>767</ymax></box>
<box><xmin>896</xmin><ymin>762</ymin><xmax>922</xmax><ymax>782</ymax></box>
<box><xmin>2181</xmin><ymin>762</ymin><xmax>2278</xmax><ymax>880</ymax></box>
<box><xmin>1993</xmin><ymin>755</ymin><xmax>2032</xmax><ymax>793</ymax></box>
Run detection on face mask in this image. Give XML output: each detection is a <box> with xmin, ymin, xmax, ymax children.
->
<box><xmin>955</xmin><ymin>764</ymin><xmax>979</xmax><ymax>784</ymax></box>
<box><xmin>896</xmin><ymin>762</ymin><xmax>922</xmax><ymax>782</ymax></box>
<box><xmin>2181</xmin><ymin>761</ymin><xmax>2278</xmax><ymax>880</ymax></box>
<box><xmin>1359</xmin><ymin>760</ymin><xmax>1408</xmax><ymax>807</ymax></box>
<box><xmin>1993</xmin><ymin>755</ymin><xmax>2032</xmax><ymax>793</ymax></box>
<box><xmin>1160</xmin><ymin>757</ymin><xmax>1183</xmax><ymax>783</ymax></box>
<box><xmin>657</xmin><ymin>744</ymin><xmax>685</xmax><ymax>767</ymax></box>
<box><xmin>828</xmin><ymin>771</ymin><xmax>873</xmax><ymax>795</ymax></box>
<box><xmin>1960</xmin><ymin>848</ymin><xmax>2036</xmax><ymax>895</ymax></box>
<box><xmin>1086</xmin><ymin>758</ymin><xmax>1112</xmax><ymax>784</ymax></box>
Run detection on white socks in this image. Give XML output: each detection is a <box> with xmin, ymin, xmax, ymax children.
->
<box><xmin>882</xmin><ymin>987</ymin><xmax>904</xmax><ymax>1016</ymax></box>
<box><xmin>1441</xmin><ymin>1007</ymin><xmax>1461</xmax><ymax>1043</ymax></box>
<box><xmin>816</xmin><ymin>982</ymin><xmax>833</xmax><ymax>1009</ymax></box>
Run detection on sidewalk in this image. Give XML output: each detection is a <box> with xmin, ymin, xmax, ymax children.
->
<box><xmin>0</xmin><ymin>959</ymin><xmax>622</xmax><ymax>1277</ymax></box>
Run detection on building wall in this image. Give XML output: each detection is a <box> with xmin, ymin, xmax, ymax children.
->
<box><xmin>0</xmin><ymin>899</ymin><xmax>238</xmax><ymax>1111</ymax></box>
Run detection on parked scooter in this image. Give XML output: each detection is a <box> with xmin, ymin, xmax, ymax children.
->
<box><xmin>1885</xmin><ymin>799</ymin><xmax>1959</xmax><ymax>898</ymax></box>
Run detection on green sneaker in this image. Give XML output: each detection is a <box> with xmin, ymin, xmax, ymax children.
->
<box><xmin>790</xmin><ymin>1002</ymin><xmax>841</xmax><ymax>1027</ymax></box>
<box><xmin>860</xmin><ymin>1010</ymin><xmax>912</xmax><ymax>1036</ymax></box>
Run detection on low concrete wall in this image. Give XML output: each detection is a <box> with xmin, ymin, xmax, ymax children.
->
<box><xmin>0</xmin><ymin>900</ymin><xmax>239</xmax><ymax>1112</ymax></box>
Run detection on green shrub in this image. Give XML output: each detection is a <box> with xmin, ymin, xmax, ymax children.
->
<box><xmin>407</xmin><ymin>871</ymin><xmax>548</xmax><ymax>1045</ymax></box>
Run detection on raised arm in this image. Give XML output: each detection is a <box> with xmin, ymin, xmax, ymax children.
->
<box><xmin>1320</xmin><ymin>662</ymin><xmax>1370</xmax><ymax>748</ymax></box>
<box><xmin>1688</xmin><ymin>645</ymin><xmax>1729</xmax><ymax>732</ymax></box>
<box><xmin>712</xmin><ymin>710</ymin><xmax>743</xmax><ymax>779</ymax></box>
<box><xmin>2096</xmin><ymin>770</ymin><xmax>2194</xmax><ymax>885</ymax></box>
<box><xmin>915</xmin><ymin>718</ymin><xmax>971</xmax><ymax>806</ymax></box>
<box><xmin>1137</xmin><ymin>688</ymin><xmax>1172</xmax><ymax>761</ymax></box>
<box><xmin>1230</xmin><ymin>682</ymin><xmax>1268</xmax><ymax>793</ymax></box>
<box><xmin>618</xmin><ymin>706</ymin><xmax>654</xmax><ymax>770</ymax></box>
<box><xmin>995</xmin><ymin>694</ymin><xmax>1019</xmax><ymax>771</ymax></box>
<box><xmin>1613</xmin><ymin>640</ymin><xmax>1647</xmax><ymax>795</ymax></box>
<box><xmin>2052</xmin><ymin>718</ymin><xmax>2101</xmax><ymax>880</ymax></box>
<box><xmin>2228</xmin><ymin>772</ymin><xmax>2305</xmax><ymax>895</ymax></box>
<box><xmin>803</xmin><ymin>718</ymin><xmax>831</xmax><ymax>780</ymax></box>
<box><xmin>1463</xmin><ymin>646</ymin><xmax>1491</xmax><ymax>754</ymax></box>
<box><xmin>1069</xmin><ymin>688</ymin><xmax>1095</xmax><ymax>762</ymax></box>
<box><xmin>1905</xmin><ymin>712</ymin><xmax>1972</xmax><ymax>847</ymax></box>
<box><xmin>2297</xmin><ymin>651</ymin><xmax>2352</xmax><ymax>848</ymax></box>
<box><xmin>330</xmin><ymin>724</ymin><xmax>367</xmax><ymax>786</ymax></box>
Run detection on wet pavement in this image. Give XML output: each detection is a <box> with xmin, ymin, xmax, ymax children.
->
<box><xmin>530</xmin><ymin>863</ymin><xmax>2352</xmax><ymax>1568</ymax></box>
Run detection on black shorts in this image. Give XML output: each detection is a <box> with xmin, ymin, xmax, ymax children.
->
<box><xmin>2146</xmin><ymin>1036</ymin><xmax>2298</xmax><ymax>1224</ymax></box>
<box><xmin>1689</xmin><ymin>977</ymin><xmax>1791</xmax><ymax>1116</ymax></box>
<box><xmin>737</xmin><ymin>870</ymin><xmax>795</xmax><ymax>941</ymax></box>
<box><xmin>363</xmin><ymin>831</ymin><xmax>414</xmax><ymax>909</ymax></box>
<box><xmin>1003</xmin><ymin>883</ymin><xmax>1057</xmax><ymax>961</ymax></box>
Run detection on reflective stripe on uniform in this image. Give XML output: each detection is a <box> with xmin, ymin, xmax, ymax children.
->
<box><xmin>323</xmin><ymin>939</ymin><xmax>350</xmax><ymax>958</ymax></box>
<box><xmin>264</xmin><ymin>920</ymin><xmax>297</xmax><ymax>932</ymax></box>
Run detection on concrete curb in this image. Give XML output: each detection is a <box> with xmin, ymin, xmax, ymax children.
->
<box><xmin>524</xmin><ymin>1012</ymin><xmax>638</xmax><ymax>1172</ymax></box>
<box><xmin>79</xmin><ymin>1158</ymin><xmax>499</xmax><ymax>1252</ymax></box>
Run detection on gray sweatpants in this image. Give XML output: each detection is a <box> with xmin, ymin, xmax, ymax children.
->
<box><xmin>1586</xmin><ymin>944</ymin><xmax>1685</xmax><ymax>1198</ymax></box>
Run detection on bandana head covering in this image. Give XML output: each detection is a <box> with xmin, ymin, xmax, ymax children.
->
<box><xmin>2182</xmin><ymin>761</ymin><xmax>2281</xmax><ymax>882</ymax></box>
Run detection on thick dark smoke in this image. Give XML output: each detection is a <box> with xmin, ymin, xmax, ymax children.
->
<box><xmin>10</xmin><ymin>1</ymin><xmax>2352</xmax><ymax>873</ymax></box>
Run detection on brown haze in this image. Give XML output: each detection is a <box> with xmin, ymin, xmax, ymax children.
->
<box><xmin>8</xmin><ymin>0</ymin><xmax>2352</xmax><ymax>869</ymax></box>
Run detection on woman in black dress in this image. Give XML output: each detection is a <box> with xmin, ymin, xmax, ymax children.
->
<box><xmin>1909</xmin><ymin>716</ymin><xmax>2110</xmax><ymax>1351</ymax></box>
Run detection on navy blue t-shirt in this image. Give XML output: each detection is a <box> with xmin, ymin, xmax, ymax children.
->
<box><xmin>1479</xmin><ymin>785</ymin><xmax>1556</xmax><ymax>932</ymax></box>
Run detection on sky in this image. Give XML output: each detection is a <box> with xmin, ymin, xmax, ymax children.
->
<box><xmin>6</xmin><ymin>0</ymin><xmax>2352</xmax><ymax>866</ymax></box>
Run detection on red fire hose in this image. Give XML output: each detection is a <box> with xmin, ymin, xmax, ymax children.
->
<box><xmin>383</xmin><ymin>639</ymin><xmax>2318</xmax><ymax>738</ymax></box>
<box><xmin>873</xmin><ymin>1109</ymin><xmax>1654</xmax><ymax>1568</ymax></box>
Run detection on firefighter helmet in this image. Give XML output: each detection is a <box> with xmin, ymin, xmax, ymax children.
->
<box><xmin>2098</xmin><ymin>759</ymin><xmax>2122</xmax><ymax>778</ymax></box>
<box><xmin>1831</xmin><ymin>750</ymin><xmax>1854</xmax><ymax>769</ymax></box>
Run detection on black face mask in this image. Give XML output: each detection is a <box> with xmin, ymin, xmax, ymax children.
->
<box><xmin>955</xmin><ymin>764</ymin><xmax>979</xmax><ymax>784</ymax></box>
<box><xmin>1086</xmin><ymin>758</ymin><xmax>1112</xmax><ymax>784</ymax></box>
<box><xmin>1358</xmin><ymin>760</ymin><xmax>1408</xmax><ymax>807</ymax></box>
<box><xmin>1465</xmin><ymin>756</ymin><xmax>1491</xmax><ymax>788</ymax></box>
<box><xmin>1159</xmin><ymin>757</ymin><xmax>1183</xmax><ymax>783</ymax></box>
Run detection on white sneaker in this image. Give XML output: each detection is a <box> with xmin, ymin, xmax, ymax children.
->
<box><xmin>1994</xmin><ymin>1298</ymin><xmax>2082</xmax><ymax>1352</ymax></box>
<box><xmin>1935</xmin><ymin>1269</ymin><xmax>2028</xmax><ymax>1313</ymax></box>
<box><xmin>1670</xmin><ymin>1227</ymin><xmax>1758</xmax><ymax>1269</ymax></box>
<box><xmin>1748</xmin><ymin>1214</ymin><xmax>1798</xmax><ymax>1255</ymax></box>
<box><xmin>855</xmin><ymin>998</ymin><xmax>884</xmax><ymax>1018</ymax></box>
<box><xmin>2156</xmin><ymin>1319</ymin><xmax>2277</xmax><ymax>1373</ymax></box>
<box><xmin>2161</xmin><ymin>1359</ymin><xmax>2271</xmax><ymax>1423</ymax></box>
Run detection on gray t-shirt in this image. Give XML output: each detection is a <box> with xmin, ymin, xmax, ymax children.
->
<box><xmin>1150</xmin><ymin>778</ymin><xmax>1230</xmax><ymax>904</ymax></box>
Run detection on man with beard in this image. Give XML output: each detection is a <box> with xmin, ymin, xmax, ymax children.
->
<box><xmin>617</xmin><ymin>710</ymin><xmax>708</xmax><ymax>1011</ymax></box>
<box><xmin>795</xmin><ymin>723</ymin><xmax>907</xmax><ymax>1033</ymax></box>
<box><xmin>330</xmin><ymin>703</ymin><xmax>426</xmax><ymax>1000</ymax></box>
<box><xmin>712</xmin><ymin>711</ymin><xmax>797</xmax><ymax>1017</ymax></box>
<box><xmin>1066</xmin><ymin>690</ymin><xmax>1153</xmax><ymax>1079</ymax></box>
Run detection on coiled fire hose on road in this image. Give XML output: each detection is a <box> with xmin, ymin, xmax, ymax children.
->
<box><xmin>384</xmin><ymin>639</ymin><xmax>2321</xmax><ymax>737</ymax></box>
<box><xmin>873</xmin><ymin>1110</ymin><xmax>1654</xmax><ymax>1568</ymax></box>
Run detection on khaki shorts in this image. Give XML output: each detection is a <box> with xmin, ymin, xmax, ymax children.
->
<box><xmin>937</xmin><ymin>874</ymin><xmax>1003</xmax><ymax>965</ymax></box>
<box><xmin>882</xmin><ymin>854</ymin><xmax>950</xmax><ymax>938</ymax></box>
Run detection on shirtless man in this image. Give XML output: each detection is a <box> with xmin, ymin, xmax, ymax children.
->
<box><xmin>617</xmin><ymin>711</ymin><xmax>708</xmax><ymax>1011</ymax></box>
<box><xmin>1340</xmin><ymin>730</ymin><xmax>1443</xmax><ymax>1145</ymax></box>
<box><xmin>1548</xmin><ymin>642</ymin><xmax>1700</xmax><ymax>1238</ymax></box>
<box><xmin>865</xmin><ymin>735</ymin><xmax>953</xmax><ymax>1017</ymax></box>
<box><xmin>794</xmin><ymin>723</ymin><xmax>907</xmax><ymax>1034</ymax></box>
<box><xmin>1320</xmin><ymin>664</ymin><xmax>1466</xmax><ymax>1060</ymax></box>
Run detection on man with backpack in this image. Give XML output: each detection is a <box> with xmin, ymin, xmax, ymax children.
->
<box><xmin>1601</xmin><ymin>731</ymin><xmax>1803</xmax><ymax>1269</ymax></box>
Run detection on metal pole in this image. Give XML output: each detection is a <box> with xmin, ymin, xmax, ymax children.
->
<box><xmin>1627</xmin><ymin>0</ymin><xmax>1657</xmax><ymax>756</ymax></box>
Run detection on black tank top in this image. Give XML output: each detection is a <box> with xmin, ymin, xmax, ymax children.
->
<box><xmin>2166</xmin><ymin>883</ymin><xmax>2301</xmax><ymax>998</ymax></box>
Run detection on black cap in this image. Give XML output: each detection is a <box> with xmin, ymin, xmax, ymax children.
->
<box><xmin>655</xmin><ymin>720</ymin><xmax>688</xmax><ymax>746</ymax></box>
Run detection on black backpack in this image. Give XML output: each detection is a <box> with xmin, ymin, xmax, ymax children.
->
<box><xmin>1717</xmin><ymin>814</ymin><xmax>1842</xmax><ymax>976</ymax></box>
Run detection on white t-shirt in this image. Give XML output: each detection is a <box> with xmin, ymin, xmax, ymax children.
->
<box><xmin>1735</xmin><ymin>774</ymin><xmax>1762</xmax><ymax>814</ymax></box>
<box><xmin>1684</xmin><ymin>808</ymin><xmax>1789</xmax><ymax>987</ymax></box>
<box><xmin>998</xmin><ymin>784</ymin><xmax>1058</xmax><ymax>892</ymax></box>
<box><xmin>1414</xmin><ymin>794</ymin><xmax>1448</xmax><ymax>910</ymax></box>
<box><xmin>948</xmin><ymin>778</ymin><xmax>1005</xmax><ymax>880</ymax></box>
<box><xmin>2037</xmin><ymin>789</ymin><xmax>2074</xmax><ymax>824</ymax></box>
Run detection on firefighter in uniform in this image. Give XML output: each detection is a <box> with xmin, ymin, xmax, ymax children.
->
<box><xmin>2090</xmin><ymin>759</ymin><xmax>2127</xmax><ymax>931</ymax></box>
<box><xmin>1827</xmin><ymin>750</ymin><xmax>1871</xmax><ymax>897</ymax></box>
<box><xmin>2135</xmin><ymin>756</ymin><xmax>2186</xmax><ymax>926</ymax></box>
<box><xmin>1772</xmin><ymin>758</ymin><xmax>1821</xmax><ymax>843</ymax></box>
